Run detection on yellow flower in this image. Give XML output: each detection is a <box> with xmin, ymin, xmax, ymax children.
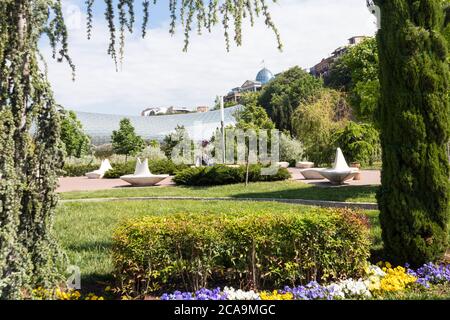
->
<box><xmin>378</xmin><ymin>266</ymin><xmax>416</xmax><ymax>292</ymax></box>
<box><xmin>260</xmin><ymin>291</ymin><xmax>293</xmax><ymax>300</ymax></box>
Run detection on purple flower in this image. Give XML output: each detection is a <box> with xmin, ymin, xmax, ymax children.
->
<box><xmin>407</xmin><ymin>262</ymin><xmax>450</xmax><ymax>287</ymax></box>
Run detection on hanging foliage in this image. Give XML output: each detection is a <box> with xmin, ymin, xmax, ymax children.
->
<box><xmin>0</xmin><ymin>0</ymin><xmax>281</xmax><ymax>299</ymax></box>
<box><xmin>86</xmin><ymin>0</ymin><xmax>282</xmax><ymax>67</ymax></box>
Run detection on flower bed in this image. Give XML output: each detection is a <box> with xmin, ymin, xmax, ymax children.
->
<box><xmin>159</xmin><ymin>263</ymin><xmax>450</xmax><ymax>300</ymax></box>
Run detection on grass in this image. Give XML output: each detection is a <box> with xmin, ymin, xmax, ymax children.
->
<box><xmin>54</xmin><ymin>199</ymin><xmax>381</xmax><ymax>293</ymax></box>
<box><xmin>60</xmin><ymin>180</ymin><xmax>379</xmax><ymax>203</ymax></box>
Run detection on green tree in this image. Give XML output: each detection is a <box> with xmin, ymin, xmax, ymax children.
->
<box><xmin>111</xmin><ymin>118</ymin><xmax>144</xmax><ymax>161</ymax></box>
<box><xmin>375</xmin><ymin>0</ymin><xmax>449</xmax><ymax>266</ymax></box>
<box><xmin>161</xmin><ymin>125</ymin><xmax>190</xmax><ymax>159</ymax></box>
<box><xmin>292</xmin><ymin>89</ymin><xmax>351</xmax><ymax>166</ymax></box>
<box><xmin>234</xmin><ymin>92</ymin><xmax>275</xmax><ymax>130</ymax></box>
<box><xmin>60</xmin><ymin>110</ymin><xmax>91</xmax><ymax>158</ymax></box>
<box><xmin>326</xmin><ymin>38</ymin><xmax>380</xmax><ymax>123</ymax></box>
<box><xmin>0</xmin><ymin>0</ymin><xmax>280</xmax><ymax>299</ymax></box>
<box><xmin>259</xmin><ymin>66</ymin><xmax>323</xmax><ymax>134</ymax></box>
<box><xmin>332</xmin><ymin>121</ymin><xmax>380</xmax><ymax>167</ymax></box>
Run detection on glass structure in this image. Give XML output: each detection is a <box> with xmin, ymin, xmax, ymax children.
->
<box><xmin>75</xmin><ymin>105</ymin><xmax>241</xmax><ymax>145</ymax></box>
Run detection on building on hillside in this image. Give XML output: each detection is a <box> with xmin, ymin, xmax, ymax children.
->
<box><xmin>141</xmin><ymin>106</ymin><xmax>193</xmax><ymax>116</ymax></box>
<box><xmin>310</xmin><ymin>36</ymin><xmax>369</xmax><ymax>78</ymax></box>
<box><xmin>167</xmin><ymin>106</ymin><xmax>191</xmax><ymax>114</ymax></box>
<box><xmin>196</xmin><ymin>106</ymin><xmax>209</xmax><ymax>113</ymax></box>
<box><xmin>141</xmin><ymin>107</ymin><xmax>168</xmax><ymax>116</ymax></box>
<box><xmin>224</xmin><ymin>67</ymin><xmax>275</xmax><ymax>104</ymax></box>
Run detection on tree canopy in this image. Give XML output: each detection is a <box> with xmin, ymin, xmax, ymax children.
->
<box><xmin>292</xmin><ymin>89</ymin><xmax>351</xmax><ymax>166</ymax></box>
<box><xmin>326</xmin><ymin>38</ymin><xmax>380</xmax><ymax>123</ymax></box>
<box><xmin>259</xmin><ymin>66</ymin><xmax>323</xmax><ymax>134</ymax></box>
<box><xmin>111</xmin><ymin>118</ymin><xmax>144</xmax><ymax>159</ymax></box>
<box><xmin>60</xmin><ymin>110</ymin><xmax>91</xmax><ymax>158</ymax></box>
<box><xmin>234</xmin><ymin>92</ymin><xmax>275</xmax><ymax>130</ymax></box>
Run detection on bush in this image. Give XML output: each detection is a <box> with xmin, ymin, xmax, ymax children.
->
<box><xmin>137</xmin><ymin>145</ymin><xmax>167</xmax><ymax>161</ymax></box>
<box><xmin>103</xmin><ymin>159</ymin><xmax>189</xmax><ymax>178</ymax></box>
<box><xmin>149</xmin><ymin>159</ymin><xmax>189</xmax><ymax>175</ymax></box>
<box><xmin>93</xmin><ymin>144</ymin><xmax>114</xmax><ymax>159</ymax></box>
<box><xmin>103</xmin><ymin>162</ymin><xmax>136</xmax><ymax>179</ymax></box>
<box><xmin>280</xmin><ymin>133</ymin><xmax>304</xmax><ymax>166</ymax></box>
<box><xmin>63</xmin><ymin>163</ymin><xmax>100</xmax><ymax>177</ymax></box>
<box><xmin>332</xmin><ymin>122</ymin><xmax>380</xmax><ymax>167</ymax></box>
<box><xmin>112</xmin><ymin>208</ymin><xmax>371</xmax><ymax>297</ymax></box>
<box><xmin>173</xmin><ymin>164</ymin><xmax>290</xmax><ymax>186</ymax></box>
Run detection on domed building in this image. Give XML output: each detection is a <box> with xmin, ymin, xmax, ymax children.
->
<box><xmin>224</xmin><ymin>67</ymin><xmax>275</xmax><ymax>104</ymax></box>
<box><xmin>256</xmin><ymin>67</ymin><xmax>274</xmax><ymax>85</ymax></box>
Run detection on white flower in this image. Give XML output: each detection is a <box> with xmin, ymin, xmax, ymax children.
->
<box><xmin>223</xmin><ymin>287</ymin><xmax>260</xmax><ymax>300</ymax></box>
<box><xmin>367</xmin><ymin>265</ymin><xmax>386</xmax><ymax>278</ymax></box>
<box><xmin>325</xmin><ymin>283</ymin><xmax>345</xmax><ymax>299</ymax></box>
<box><xmin>327</xmin><ymin>279</ymin><xmax>372</xmax><ymax>299</ymax></box>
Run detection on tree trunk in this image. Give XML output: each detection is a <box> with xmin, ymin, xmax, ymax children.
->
<box><xmin>376</xmin><ymin>0</ymin><xmax>449</xmax><ymax>266</ymax></box>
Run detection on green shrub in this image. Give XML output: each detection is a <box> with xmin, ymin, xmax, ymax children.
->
<box><xmin>62</xmin><ymin>163</ymin><xmax>100</xmax><ymax>177</ymax></box>
<box><xmin>149</xmin><ymin>159</ymin><xmax>189</xmax><ymax>175</ymax></box>
<box><xmin>112</xmin><ymin>208</ymin><xmax>371</xmax><ymax>297</ymax></box>
<box><xmin>332</xmin><ymin>122</ymin><xmax>380</xmax><ymax>167</ymax></box>
<box><xmin>103</xmin><ymin>160</ymin><xmax>188</xmax><ymax>179</ymax></box>
<box><xmin>280</xmin><ymin>133</ymin><xmax>304</xmax><ymax>166</ymax></box>
<box><xmin>103</xmin><ymin>162</ymin><xmax>136</xmax><ymax>179</ymax></box>
<box><xmin>173</xmin><ymin>164</ymin><xmax>290</xmax><ymax>186</ymax></box>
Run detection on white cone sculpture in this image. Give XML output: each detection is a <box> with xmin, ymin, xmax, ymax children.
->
<box><xmin>85</xmin><ymin>159</ymin><xmax>113</xmax><ymax>179</ymax></box>
<box><xmin>120</xmin><ymin>158</ymin><xmax>169</xmax><ymax>186</ymax></box>
<box><xmin>318</xmin><ymin>148</ymin><xmax>359</xmax><ymax>184</ymax></box>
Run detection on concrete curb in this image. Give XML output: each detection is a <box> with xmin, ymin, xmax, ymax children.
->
<box><xmin>60</xmin><ymin>196</ymin><xmax>378</xmax><ymax>210</ymax></box>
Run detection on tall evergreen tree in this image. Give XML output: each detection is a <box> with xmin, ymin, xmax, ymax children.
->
<box><xmin>375</xmin><ymin>0</ymin><xmax>450</xmax><ymax>266</ymax></box>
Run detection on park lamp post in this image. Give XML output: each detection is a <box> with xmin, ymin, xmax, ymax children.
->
<box><xmin>220</xmin><ymin>96</ymin><xmax>226</xmax><ymax>164</ymax></box>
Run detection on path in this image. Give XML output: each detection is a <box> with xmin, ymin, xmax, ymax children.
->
<box><xmin>57</xmin><ymin>169</ymin><xmax>380</xmax><ymax>193</ymax></box>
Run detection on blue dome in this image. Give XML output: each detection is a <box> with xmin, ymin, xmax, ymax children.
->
<box><xmin>256</xmin><ymin>68</ymin><xmax>274</xmax><ymax>84</ymax></box>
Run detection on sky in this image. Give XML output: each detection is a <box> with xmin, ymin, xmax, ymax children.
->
<box><xmin>40</xmin><ymin>0</ymin><xmax>377</xmax><ymax>116</ymax></box>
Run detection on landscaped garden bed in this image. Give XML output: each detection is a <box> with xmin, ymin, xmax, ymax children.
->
<box><xmin>112</xmin><ymin>208</ymin><xmax>371</xmax><ymax>297</ymax></box>
<box><xmin>159</xmin><ymin>263</ymin><xmax>450</xmax><ymax>300</ymax></box>
<box><xmin>53</xmin><ymin>198</ymin><xmax>449</xmax><ymax>300</ymax></box>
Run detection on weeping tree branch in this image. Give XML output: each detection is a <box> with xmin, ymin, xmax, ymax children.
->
<box><xmin>0</xmin><ymin>0</ymin><xmax>281</xmax><ymax>299</ymax></box>
<box><xmin>86</xmin><ymin>0</ymin><xmax>282</xmax><ymax>67</ymax></box>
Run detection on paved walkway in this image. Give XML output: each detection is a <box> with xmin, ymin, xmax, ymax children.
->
<box><xmin>289</xmin><ymin>168</ymin><xmax>381</xmax><ymax>186</ymax></box>
<box><xmin>57</xmin><ymin>169</ymin><xmax>380</xmax><ymax>193</ymax></box>
<box><xmin>57</xmin><ymin>176</ymin><xmax>174</xmax><ymax>193</ymax></box>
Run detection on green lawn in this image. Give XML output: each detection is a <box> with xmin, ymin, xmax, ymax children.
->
<box><xmin>60</xmin><ymin>180</ymin><xmax>379</xmax><ymax>203</ymax></box>
<box><xmin>54</xmin><ymin>199</ymin><xmax>381</xmax><ymax>293</ymax></box>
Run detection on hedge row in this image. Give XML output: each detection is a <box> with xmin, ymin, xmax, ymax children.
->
<box><xmin>103</xmin><ymin>160</ymin><xmax>189</xmax><ymax>178</ymax></box>
<box><xmin>173</xmin><ymin>164</ymin><xmax>291</xmax><ymax>186</ymax></box>
<box><xmin>112</xmin><ymin>208</ymin><xmax>371</xmax><ymax>297</ymax></box>
<box><xmin>62</xmin><ymin>160</ymin><xmax>188</xmax><ymax>178</ymax></box>
<box><xmin>62</xmin><ymin>163</ymin><xmax>100</xmax><ymax>177</ymax></box>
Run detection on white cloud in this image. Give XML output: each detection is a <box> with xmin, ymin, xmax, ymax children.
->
<box><xmin>41</xmin><ymin>0</ymin><xmax>377</xmax><ymax>115</ymax></box>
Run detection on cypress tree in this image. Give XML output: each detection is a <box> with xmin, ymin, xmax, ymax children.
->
<box><xmin>375</xmin><ymin>0</ymin><xmax>450</xmax><ymax>266</ymax></box>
